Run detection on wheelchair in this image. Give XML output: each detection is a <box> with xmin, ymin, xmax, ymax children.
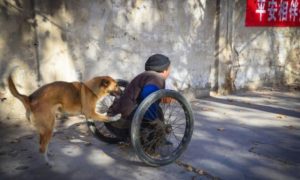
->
<box><xmin>86</xmin><ymin>79</ymin><xmax>194</xmax><ymax>166</ymax></box>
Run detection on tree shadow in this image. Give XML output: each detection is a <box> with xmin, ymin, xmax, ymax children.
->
<box><xmin>0</xmin><ymin>118</ymin><xmax>147</xmax><ymax>180</ymax></box>
<box><xmin>203</xmin><ymin>96</ymin><xmax>300</xmax><ymax>118</ymax></box>
<box><xmin>185</xmin><ymin>95</ymin><xmax>300</xmax><ymax>179</ymax></box>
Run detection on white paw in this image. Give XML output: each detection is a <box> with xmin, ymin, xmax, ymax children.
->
<box><xmin>46</xmin><ymin>160</ymin><xmax>55</xmax><ymax>167</ymax></box>
<box><xmin>48</xmin><ymin>151</ymin><xmax>55</xmax><ymax>157</ymax></box>
<box><xmin>108</xmin><ymin>113</ymin><xmax>122</xmax><ymax>122</ymax></box>
<box><xmin>44</xmin><ymin>153</ymin><xmax>54</xmax><ymax>167</ymax></box>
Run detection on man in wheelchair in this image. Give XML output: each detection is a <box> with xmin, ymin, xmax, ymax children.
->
<box><xmin>108</xmin><ymin>54</ymin><xmax>171</xmax><ymax>132</ymax></box>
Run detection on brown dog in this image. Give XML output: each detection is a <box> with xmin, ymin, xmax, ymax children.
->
<box><xmin>8</xmin><ymin>74</ymin><xmax>121</xmax><ymax>165</ymax></box>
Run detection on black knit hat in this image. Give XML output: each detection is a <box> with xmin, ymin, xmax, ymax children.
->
<box><xmin>145</xmin><ymin>54</ymin><xmax>170</xmax><ymax>72</ymax></box>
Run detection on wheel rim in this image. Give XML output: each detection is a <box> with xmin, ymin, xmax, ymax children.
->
<box><xmin>86</xmin><ymin>118</ymin><xmax>119</xmax><ymax>138</ymax></box>
<box><xmin>131</xmin><ymin>90</ymin><xmax>194</xmax><ymax>166</ymax></box>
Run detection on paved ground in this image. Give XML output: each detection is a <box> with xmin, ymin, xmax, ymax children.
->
<box><xmin>0</xmin><ymin>89</ymin><xmax>299</xmax><ymax>180</ymax></box>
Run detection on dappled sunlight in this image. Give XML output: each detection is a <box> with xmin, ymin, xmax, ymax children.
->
<box><xmin>172</xmin><ymin>40</ymin><xmax>189</xmax><ymax>52</ymax></box>
<box><xmin>200</xmin><ymin>159</ymin><xmax>241</xmax><ymax>177</ymax></box>
<box><xmin>171</xmin><ymin>68</ymin><xmax>191</xmax><ymax>90</ymax></box>
<box><xmin>87</xmin><ymin>149</ymin><xmax>115</xmax><ymax>167</ymax></box>
<box><xmin>234</xmin><ymin>28</ymin><xmax>300</xmax><ymax>90</ymax></box>
<box><xmin>84</xmin><ymin>51</ymin><xmax>142</xmax><ymax>80</ymax></box>
<box><xmin>0</xmin><ymin>158</ymin><xmax>25</xmax><ymax>176</ymax></box>
<box><xmin>125</xmin><ymin>1</ymin><xmax>161</xmax><ymax>33</ymax></box>
<box><xmin>85</xmin><ymin>40</ymin><xmax>101</xmax><ymax>61</ymax></box>
<box><xmin>61</xmin><ymin>144</ymin><xmax>83</xmax><ymax>157</ymax></box>
<box><xmin>191</xmin><ymin>130</ymin><xmax>213</xmax><ymax>142</ymax></box>
<box><xmin>36</xmin><ymin>13</ymin><xmax>77</xmax><ymax>83</ymax></box>
<box><xmin>186</xmin><ymin>0</ymin><xmax>206</xmax><ymax>30</ymax></box>
<box><xmin>285</xmin><ymin>47</ymin><xmax>300</xmax><ymax>86</ymax></box>
<box><xmin>0</xmin><ymin>1</ymin><xmax>19</xmax><ymax>15</ymax></box>
<box><xmin>250</xmin><ymin>166</ymin><xmax>296</xmax><ymax>180</ymax></box>
<box><xmin>202</xmin><ymin>146</ymin><xmax>249</xmax><ymax>165</ymax></box>
<box><xmin>194</xmin><ymin>92</ymin><xmax>300</xmax><ymax>129</ymax></box>
<box><xmin>215</xmin><ymin>137</ymin><xmax>238</xmax><ymax>149</ymax></box>
<box><xmin>184</xmin><ymin>90</ymin><xmax>300</xmax><ymax>178</ymax></box>
<box><xmin>6</xmin><ymin>59</ymin><xmax>36</xmax><ymax>93</ymax></box>
<box><xmin>226</xmin><ymin>150</ymin><xmax>252</xmax><ymax>165</ymax></box>
<box><xmin>0</xmin><ymin>58</ymin><xmax>37</xmax><ymax>120</ymax></box>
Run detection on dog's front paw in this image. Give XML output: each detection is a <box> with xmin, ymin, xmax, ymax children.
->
<box><xmin>44</xmin><ymin>153</ymin><xmax>54</xmax><ymax>167</ymax></box>
<box><xmin>46</xmin><ymin>160</ymin><xmax>55</xmax><ymax>167</ymax></box>
<box><xmin>108</xmin><ymin>113</ymin><xmax>122</xmax><ymax>122</ymax></box>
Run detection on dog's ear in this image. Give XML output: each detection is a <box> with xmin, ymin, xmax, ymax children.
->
<box><xmin>84</xmin><ymin>77</ymin><xmax>112</xmax><ymax>96</ymax></box>
<box><xmin>84</xmin><ymin>78</ymin><xmax>99</xmax><ymax>95</ymax></box>
<box><xmin>100</xmin><ymin>78</ymin><xmax>110</xmax><ymax>88</ymax></box>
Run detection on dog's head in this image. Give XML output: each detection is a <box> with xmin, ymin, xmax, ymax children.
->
<box><xmin>85</xmin><ymin>76</ymin><xmax>121</xmax><ymax>98</ymax></box>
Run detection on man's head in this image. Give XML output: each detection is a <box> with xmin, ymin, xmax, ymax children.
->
<box><xmin>145</xmin><ymin>54</ymin><xmax>171</xmax><ymax>79</ymax></box>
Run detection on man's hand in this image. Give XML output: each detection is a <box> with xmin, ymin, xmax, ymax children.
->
<box><xmin>108</xmin><ymin>113</ymin><xmax>122</xmax><ymax>122</ymax></box>
<box><xmin>161</xmin><ymin>97</ymin><xmax>173</xmax><ymax>104</ymax></box>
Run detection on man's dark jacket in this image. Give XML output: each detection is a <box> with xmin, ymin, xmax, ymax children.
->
<box><xmin>108</xmin><ymin>71</ymin><xmax>165</xmax><ymax>119</ymax></box>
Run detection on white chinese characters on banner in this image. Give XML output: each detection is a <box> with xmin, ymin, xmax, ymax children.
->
<box><xmin>290</xmin><ymin>0</ymin><xmax>299</xmax><ymax>21</ymax></box>
<box><xmin>268</xmin><ymin>0</ymin><xmax>278</xmax><ymax>21</ymax></box>
<box><xmin>256</xmin><ymin>0</ymin><xmax>267</xmax><ymax>21</ymax></box>
<box><xmin>255</xmin><ymin>0</ymin><xmax>300</xmax><ymax>22</ymax></box>
<box><xmin>279</xmin><ymin>0</ymin><xmax>289</xmax><ymax>21</ymax></box>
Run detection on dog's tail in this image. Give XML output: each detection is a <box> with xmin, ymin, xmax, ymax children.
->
<box><xmin>8</xmin><ymin>74</ymin><xmax>31</xmax><ymax>121</ymax></box>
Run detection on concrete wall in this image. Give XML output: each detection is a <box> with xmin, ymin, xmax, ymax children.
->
<box><xmin>216</xmin><ymin>0</ymin><xmax>300</xmax><ymax>93</ymax></box>
<box><xmin>0</xmin><ymin>0</ymin><xmax>299</xmax><ymax>119</ymax></box>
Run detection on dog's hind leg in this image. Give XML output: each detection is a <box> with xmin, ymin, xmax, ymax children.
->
<box><xmin>35</xmin><ymin>111</ymin><xmax>55</xmax><ymax>166</ymax></box>
<box><xmin>39</xmin><ymin>127</ymin><xmax>54</xmax><ymax>166</ymax></box>
<box><xmin>39</xmin><ymin>129</ymin><xmax>54</xmax><ymax>166</ymax></box>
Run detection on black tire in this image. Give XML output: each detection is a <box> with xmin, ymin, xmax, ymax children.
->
<box><xmin>86</xmin><ymin>119</ymin><xmax>124</xmax><ymax>143</ymax></box>
<box><xmin>131</xmin><ymin>89</ymin><xmax>194</xmax><ymax>166</ymax></box>
<box><xmin>86</xmin><ymin>79</ymin><xmax>129</xmax><ymax>144</ymax></box>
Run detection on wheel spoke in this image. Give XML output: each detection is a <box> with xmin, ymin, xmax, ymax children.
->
<box><xmin>131</xmin><ymin>90</ymin><xmax>194</xmax><ymax>166</ymax></box>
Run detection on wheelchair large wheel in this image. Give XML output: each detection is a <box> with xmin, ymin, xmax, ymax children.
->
<box><xmin>86</xmin><ymin>79</ymin><xmax>129</xmax><ymax>144</ymax></box>
<box><xmin>131</xmin><ymin>89</ymin><xmax>194</xmax><ymax>166</ymax></box>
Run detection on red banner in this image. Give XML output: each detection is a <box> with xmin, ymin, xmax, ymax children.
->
<box><xmin>245</xmin><ymin>0</ymin><xmax>300</xmax><ymax>27</ymax></box>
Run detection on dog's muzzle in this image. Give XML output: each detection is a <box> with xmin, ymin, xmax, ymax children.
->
<box><xmin>109</xmin><ymin>87</ymin><xmax>122</xmax><ymax>96</ymax></box>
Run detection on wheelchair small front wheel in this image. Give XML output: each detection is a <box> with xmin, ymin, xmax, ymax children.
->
<box><xmin>131</xmin><ymin>89</ymin><xmax>194</xmax><ymax>166</ymax></box>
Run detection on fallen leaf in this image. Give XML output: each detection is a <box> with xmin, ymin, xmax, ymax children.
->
<box><xmin>284</xmin><ymin>125</ymin><xmax>297</xmax><ymax>130</ymax></box>
<box><xmin>240</xmin><ymin>100</ymin><xmax>251</xmax><ymax>104</ymax></box>
<box><xmin>10</xmin><ymin>139</ymin><xmax>19</xmax><ymax>143</ymax></box>
<box><xmin>195</xmin><ymin>169</ymin><xmax>204</xmax><ymax>175</ymax></box>
<box><xmin>186</xmin><ymin>165</ymin><xmax>193</xmax><ymax>172</ymax></box>
<box><xmin>118</xmin><ymin>142</ymin><xmax>130</xmax><ymax>149</ymax></box>
<box><xmin>276</xmin><ymin>114</ymin><xmax>286</xmax><ymax>119</ymax></box>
